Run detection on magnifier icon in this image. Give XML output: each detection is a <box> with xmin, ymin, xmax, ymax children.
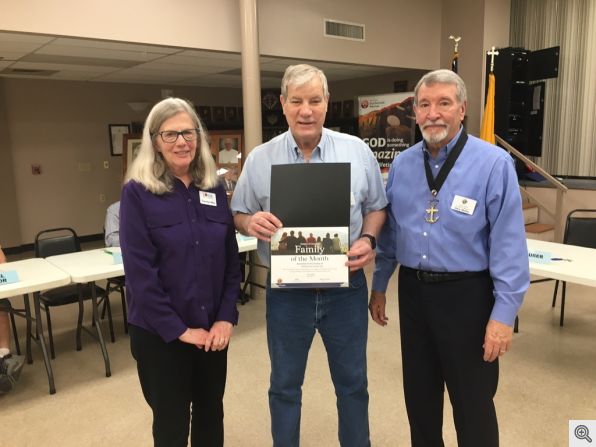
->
<box><xmin>575</xmin><ymin>425</ymin><xmax>593</xmax><ymax>442</ymax></box>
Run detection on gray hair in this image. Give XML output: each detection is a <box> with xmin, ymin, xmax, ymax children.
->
<box><xmin>125</xmin><ymin>97</ymin><xmax>217</xmax><ymax>194</ymax></box>
<box><xmin>414</xmin><ymin>69</ymin><xmax>467</xmax><ymax>105</ymax></box>
<box><xmin>281</xmin><ymin>64</ymin><xmax>329</xmax><ymax>99</ymax></box>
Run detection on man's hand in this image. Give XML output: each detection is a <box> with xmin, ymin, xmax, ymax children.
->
<box><xmin>178</xmin><ymin>328</ymin><xmax>209</xmax><ymax>349</ymax></box>
<box><xmin>204</xmin><ymin>321</ymin><xmax>234</xmax><ymax>352</ymax></box>
<box><xmin>482</xmin><ymin>319</ymin><xmax>514</xmax><ymax>362</ymax></box>
<box><xmin>369</xmin><ymin>290</ymin><xmax>389</xmax><ymax>326</ymax></box>
<box><xmin>346</xmin><ymin>237</ymin><xmax>375</xmax><ymax>271</ymax></box>
<box><xmin>238</xmin><ymin>211</ymin><xmax>282</xmax><ymax>242</ymax></box>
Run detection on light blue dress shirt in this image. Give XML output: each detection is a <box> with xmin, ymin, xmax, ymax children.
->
<box><xmin>373</xmin><ymin>127</ymin><xmax>529</xmax><ymax>326</ymax></box>
<box><xmin>104</xmin><ymin>201</ymin><xmax>120</xmax><ymax>247</ymax></box>
<box><xmin>231</xmin><ymin>128</ymin><xmax>388</xmax><ymax>266</ymax></box>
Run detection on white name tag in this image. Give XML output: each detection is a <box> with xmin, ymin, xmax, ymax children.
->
<box><xmin>0</xmin><ymin>270</ymin><xmax>19</xmax><ymax>285</ymax></box>
<box><xmin>451</xmin><ymin>195</ymin><xmax>477</xmax><ymax>215</ymax></box>
<box><xmin>350</xmin><ymin>192</ymin><xmax>356</xmax><ymax>206</ymax></box>
<box><xmin>199</xmin><ymin>191</ymin><xmax>217</xmax><ymax>206</ymax></box>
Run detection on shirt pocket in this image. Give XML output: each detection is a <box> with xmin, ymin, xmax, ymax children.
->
<box><xmin>442</xmin><ymin>202</ymin><xmax>486</xmax><ymax>236</ymax></box>
<box><xmin>146</xmin><ymin>211</ymin><xmax>185</xmax><ymax>248</ymax></box>
<box><xmin>146</xmin><ymin>211</ymin><xmax>183</xmax><ymax>228</ymax></box>
<box><xmin>202</xmin><ymin>206</ymin><xmax>231</xmax><ymax>249</ymax></box>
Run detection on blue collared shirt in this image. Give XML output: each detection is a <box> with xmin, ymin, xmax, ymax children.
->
<box><xmin>373</xmin><ymin>128</ymin><xmax>529</xmax><ymax>325</ymax></box>
<box><xmin>231</xmin><ymin>128</ymin><xmax>388</xmax><ymax>266</ymax></box>
<box><xmin>120</xmin><ymin>179</ymin><xmax>240</xmax><ymax>342</ymax></box>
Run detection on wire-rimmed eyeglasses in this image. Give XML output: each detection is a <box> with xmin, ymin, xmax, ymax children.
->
<box><xmin>153</xmin><ymin>128</ymin><xmax>200</xmax><ymax>143</ymax></box>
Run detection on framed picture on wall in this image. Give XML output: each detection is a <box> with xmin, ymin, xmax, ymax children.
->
<box><xmin>330</xmin><ymin>102</ymin><xmax>342</xmax><ymax>119</ymax></box>
<box><xmin>342</xmin><ymin>100</ymin><xmax>355</xmax><ymax>118</ymax></box>
<box><xmin>209</xmin><ymin>130</ymin><xmax>244</xmax><ymax>167</ymax></box>
<box><xmin>212</xmin><ymin>106</ymin><xmax>225</xmax><ymax>123</ymax></box>
<box><xmin>209</xmin><ymin>130</ymin><xmax>244</xmax><ymax>198</ymax></box>
<box><xmin>109</xmin><ymin>124</ymin><xmax>130</xmax><ymax>156</ymax></box>
<box><xmin>225</xmin><ymin>106</ymin><xmax>238</xmax><ymax>124</ymax></box>
<box><xmin>122</xmin><ymin>133</ymin><xmax>142</xmax><ymax>176</ymax></box>
<box><xmin>197</xmin><ymin>106</ymin><xmax>212</xmax><ymax>125</ymax></box>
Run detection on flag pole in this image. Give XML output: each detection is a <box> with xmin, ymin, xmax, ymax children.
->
<box><xmin>480</xmin><ymin>46</ymin><xmax>499</xmax><ymax>144</ymax></box>
<box><xmin>449</xmin><ymin>35</ymin><xmax>461</xmax><ymax>73</ymax></box>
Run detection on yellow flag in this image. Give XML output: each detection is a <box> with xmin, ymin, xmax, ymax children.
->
<box><xmin>480</xmin><ymin>72</ymin><xmax>495</xmax><ymax>144</ymax></box>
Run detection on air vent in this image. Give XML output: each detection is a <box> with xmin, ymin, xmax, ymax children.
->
<box><xmin>324</xmin><ymin>19</ymin><xmax>365</xmax><ymax>41</ymax></box>
<box><xmin>0</xmin><ymin>68</ymin><xmax>59</xmax><ymax>76</ymax></box>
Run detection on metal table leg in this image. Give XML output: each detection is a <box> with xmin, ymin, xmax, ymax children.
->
<box><xmin>22</xmin><ymin>294</ymin><xmax>33</xmax><ymax>364</ymax></box>
<box><xmin>90</xmin><ymin>282</ymin><xmax>111</xmax><ymax>377</ymax></box>
<box><xmin>32</xmin><ymin>291</ymin><xmax>56</xmax><ymax>394</ymax></box>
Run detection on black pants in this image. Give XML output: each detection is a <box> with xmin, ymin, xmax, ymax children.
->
<box><xmin>129</xmin><ymin>324</ymin><xmax>228</xmax><ymax>447</ymax></box>
<box><xmin>398</xmin><ymin>268</ymin><xmax>499</xmax><ymax>447</ymax></box>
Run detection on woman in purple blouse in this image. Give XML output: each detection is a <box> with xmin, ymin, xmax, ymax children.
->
<box><xmin>120</xmin><ymin>98</ymin><xmax>240</xmax><ymax>447</ymax></box>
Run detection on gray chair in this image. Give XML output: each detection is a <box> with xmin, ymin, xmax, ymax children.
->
<box><xmin>551</xmin><ymin>209</ymin><xmax>596</xmax><ymax>326</ymax></box>
<box><xmin>34</xmin><ymin>228</ymin><xmax>113</xmax><ymax>358</ymax></box>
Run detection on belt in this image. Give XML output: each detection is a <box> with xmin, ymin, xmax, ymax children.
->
<box><xmin>400</xmin><ymin>266</ymin><xmax>489</xmax><ymax>284</ymax></box>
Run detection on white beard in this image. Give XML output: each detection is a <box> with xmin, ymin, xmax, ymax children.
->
<box><xmin>421</xmin><ymin>124</ymin><xmax>449</xmax><ymax>146</ymax></box>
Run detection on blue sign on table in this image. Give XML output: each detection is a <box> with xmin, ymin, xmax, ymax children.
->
<box><xmin>0</xmin><ymin>270</ymin><xmax>20</xmax><ymax>285</ymax></box>
<box><xmin>528</xmin><ymin>250</ymin><xmax>552</xmax><ymax>264</ymax></box>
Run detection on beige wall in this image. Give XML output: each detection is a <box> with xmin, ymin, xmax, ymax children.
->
<box><xmin>0</xmin><ymin>83</ymin><xmax>22</xmax><ymax>246</ymax></box>
<box><xmin>1</xmin><ymin>78</ymin><xmax>241</xmax><ymax>246</ymax></box>
<box><xmin>439</xmin><ymin>0</ymin><xmax>482</xmax><ymax>135</ymax></box>
<box><xmin>258</xmin><ymin>0</ymin><xmax>441</xmax><ymax>69</ymax></box>
<box><xmin>440</xmin><ymin>0</ymin><xmax>510</xmax><ymax>135</ymax></box>
<box><xmin>0</xmin><ymin>0</ymin><xmax>512</xmax><ymax>247</ymax></box>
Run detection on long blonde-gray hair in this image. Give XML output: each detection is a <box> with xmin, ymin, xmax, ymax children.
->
<box><xmin>125</xmin><ymin>97</ymin><xmax>217</xmax><ymax>194</ymax></box>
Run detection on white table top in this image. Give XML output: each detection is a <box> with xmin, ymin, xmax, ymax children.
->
<box><xmin>527</xmin><ymin>239</ymin><xmax>596</xmax><ymax>287</ymax></box>
<box><xmin>46</xmin><ymin>249</ymin><xmax>125</xmax><ymax>283</ymax></box>
<box><xmin>0</xmin><ymin>258</ymin><xmax>71</xmax><ymax>299</ymax></box>
<box><xmin>237</xmin><ymin>234</ymin><xmax>258</xmax><ymax>253</ymax></box>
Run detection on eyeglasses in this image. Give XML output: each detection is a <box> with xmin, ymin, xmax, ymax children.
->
<box><xmin>153</xmin><ymin>128</ymin><xmax>200</xmax><ymax>143</ymax></box>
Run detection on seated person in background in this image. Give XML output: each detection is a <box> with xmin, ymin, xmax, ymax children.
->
<box><xmin>220</xmin><ymin>168</ymin><xmax>237</xmax><ymax>193</ymax></box>
<box><xmin>105</xmin><ymin>201</ymin><xmax>120</xmax><ymax>247</ymax></box>
<box><xmin>0</xmin><ymin>246</ymin><xmax>25</xmax><ymax>394</ymax></box>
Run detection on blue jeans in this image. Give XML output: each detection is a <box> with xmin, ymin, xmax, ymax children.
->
<box><xmin>266</xmin><ymin>269</ymin><xmax>371</xmax><ymax>447</ymax></box>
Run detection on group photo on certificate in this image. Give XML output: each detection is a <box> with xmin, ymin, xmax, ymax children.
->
<box><xmin>270</xmin><ymin>226</ymin><xmax>349</xmax><ymax>288</ymax></box>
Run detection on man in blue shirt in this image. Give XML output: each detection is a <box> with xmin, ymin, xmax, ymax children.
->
<box><xmin>232</xmin><ymin>64</ymin><xmax>387</xmax><ymax>447</ymax></box>
<box><xmin>104</xmin><ymin>201</ymin><xmax>120</xmax><ymax>247</ymax></box>
<box><xmin>370</xmin><ymin>69</ymin><xmax>529</xmax><ymax>447</ymax></box>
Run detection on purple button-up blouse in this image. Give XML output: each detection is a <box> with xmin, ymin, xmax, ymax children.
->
<box><xmin>120</xmin><ymin>178</ymin><xmax>240</xmax><ymax>342</ymax></box>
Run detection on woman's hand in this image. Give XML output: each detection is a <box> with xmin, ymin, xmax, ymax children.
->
<box><xmin>204</xmin><ymin>321</ymin><xmax>234</xmax><ymax>352</ymax></box>
<box><xmin>178</xmin><ymin>328</ymin><xmax>209</xmax><ymax>349</ymax></box>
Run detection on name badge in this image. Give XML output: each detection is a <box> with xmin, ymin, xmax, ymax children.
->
<box><xmin>350</xmin><ymin>192</ymin><xmax>356</xmax><ymax>207</ymax></box>
<box><xmin>0</xmin><ymin>270</ymin><xmax>19</xmax><ymax>285</ymax></box>
<box><xmin>451</xmin><ymin>195</ymin><xmax>477</xmax><ymax>215</ymax></box>
<box><xmin>199</xmin><ymin>191</ymin><xmax>217</xmax><ymax>206</ymax></box>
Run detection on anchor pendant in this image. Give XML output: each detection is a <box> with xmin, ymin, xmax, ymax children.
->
<box><xmin>425</xmin><ymin>200</ymin><xmax>439</xmax><ymax>223</ymax></box>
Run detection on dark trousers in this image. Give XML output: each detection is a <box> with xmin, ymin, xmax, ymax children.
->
<box><xmin>398</xmin><ymin>267</ymin><xmax>499</xmax><ymax>447</ymax></box>
<box><xmin>129</xmin><ymin>324</ymin><xmax>228</xmax><ymax>447</ymax></box>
